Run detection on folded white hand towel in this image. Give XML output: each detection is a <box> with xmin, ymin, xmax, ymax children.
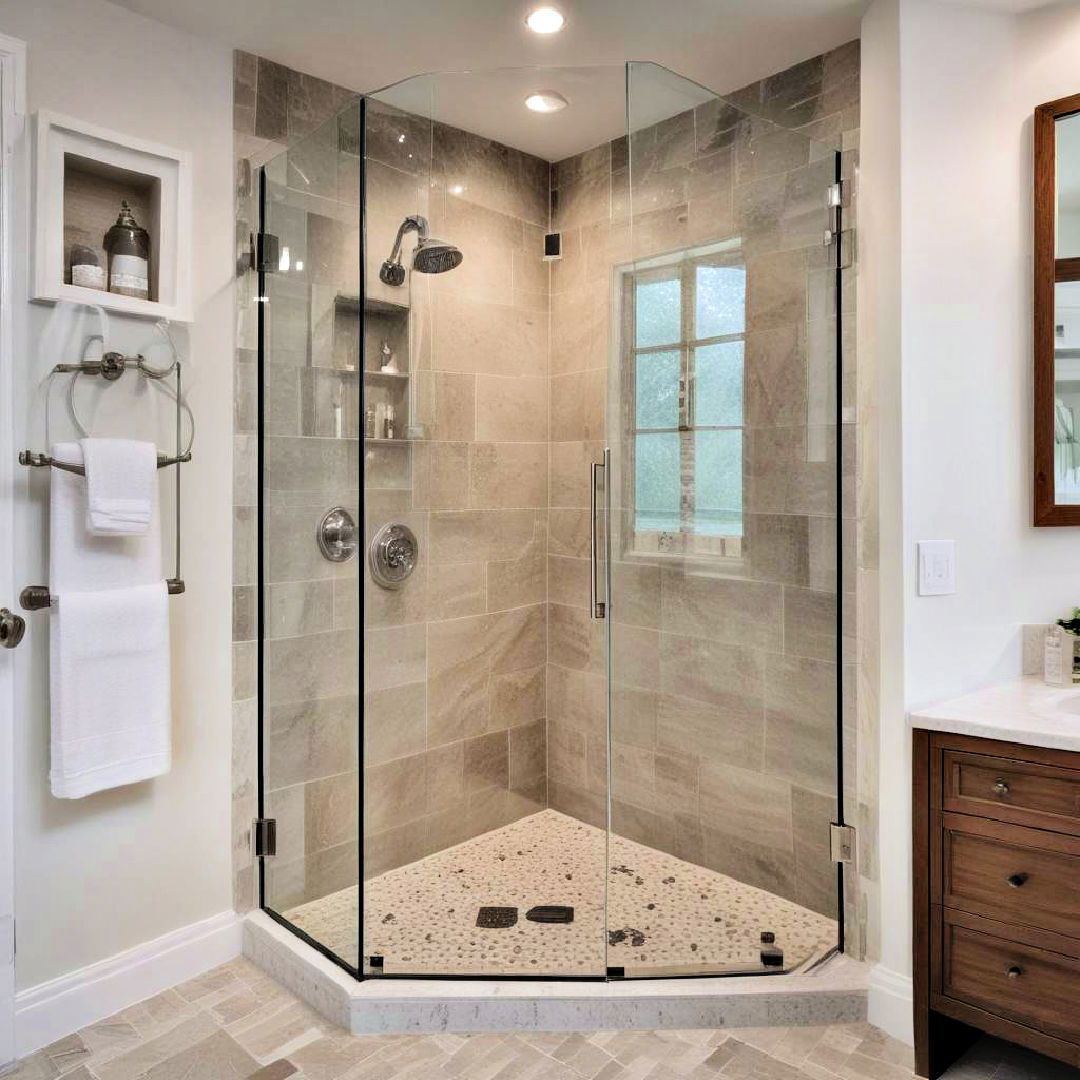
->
<box><xmin>79</xmin><ymin>437</ymin><xmax>156</xmax><ymax>536</ymax></box>
<box><xmin>49</xmin><ymin>581</ymin><xmax>171</xmax><ymax>799</ymax></box>
<box><xmin>49</xmin><ymin>442</ymin><xmax>171</xmax><ymax>798</ymax></box>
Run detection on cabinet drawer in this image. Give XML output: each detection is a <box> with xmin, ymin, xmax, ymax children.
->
<box><xmin>939</xmin><ymin>916</ymin><xmax>1080</xmax><ymax>1044</ymax></box>
<box><xmin>940</xmin><ymin>749</ymin><xmax>1080</xmax><ymax>833</ymax></box>
<box><xmin>938</xmin><ymin>814</ymin><xmax>1080</xmax><ymax>939</ymax></box>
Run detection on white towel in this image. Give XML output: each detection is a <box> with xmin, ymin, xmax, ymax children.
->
<box><xmin>79</xmin><ymin>437</ymin><xmax>156</xmax><ymax>536</ymax></box>
<box><xmin>49</xmin><ymin>442</ymin><xmax>171</xmax><ymax>798</ymax></box>
<box><xmin>50</xmin><ymin>583</ymin><xmax>171</xmax><ymax>798</ymax></box>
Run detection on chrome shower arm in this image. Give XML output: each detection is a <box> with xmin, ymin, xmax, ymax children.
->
<box><xmin>384</xmin><ymin>214</ymin><xmax>429</xmax><ymax>268</ymax></box>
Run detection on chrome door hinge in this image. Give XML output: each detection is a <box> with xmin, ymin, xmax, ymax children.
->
<box><xmin>252</xmin><ymin>818</ymin><xmax>277</xmax><ymax>858</ymax></box>
<box><xmin>830</xmin><ymin>823</ymin><xmax>856</xmax><ymax>864</ymax></box>
<box><xmin>824</xmin><ymin>181</ymin><xmax>854</xmax><ymax>270</ymax></box>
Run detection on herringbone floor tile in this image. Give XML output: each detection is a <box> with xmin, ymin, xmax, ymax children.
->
<box><xmin>2</xmin><ymin>958</ymin><xmax>1075</xmax><ymax>1079</ymax></box>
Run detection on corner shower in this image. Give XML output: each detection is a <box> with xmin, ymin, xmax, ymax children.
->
<box><xmin>255</xmin><ymin>60</ymin><xmax>848</xmax><ymax>983</ymax></box>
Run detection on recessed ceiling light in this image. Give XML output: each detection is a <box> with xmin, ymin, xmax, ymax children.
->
<box><xmin>525</xmin><ymin>7</ymin><xmax>565</xmax><ymax>34</ymax></box>
<box><xmin>450</xmin><ymin>183</ymin><xmax>466</xmax><ymax>196</ymax></box>
<box><xmin>525</xmin><ymin>90</ymin><xmax>568</xmax><ymax>113</ymax></box>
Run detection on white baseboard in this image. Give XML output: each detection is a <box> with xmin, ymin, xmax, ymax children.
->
<box><xmin>15</xmin><ymin>909</ymin><xmax>241</xmax><ymax>1056</ymax></box>
<box><xmin>867</xmin><ymin>963</ymin><xmax>914</xmax><ymax>1046</ymax></box>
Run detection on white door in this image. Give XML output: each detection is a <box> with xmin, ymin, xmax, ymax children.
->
<box><xmin>0</xmin><ymin>31</ymin><xmax>26</xmax><ymax>1071</ymax></box>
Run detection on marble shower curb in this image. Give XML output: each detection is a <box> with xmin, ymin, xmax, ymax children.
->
<box><xmin>243</xmin><ymin>911</ymin><xmax>869</xmax><ymax>1035</ymax></box>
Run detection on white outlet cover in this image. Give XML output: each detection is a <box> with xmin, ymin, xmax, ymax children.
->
<box><xmin>917</xmin><ymin>540</ymin><xmax>956</xmax><ymax>596</ymax></box>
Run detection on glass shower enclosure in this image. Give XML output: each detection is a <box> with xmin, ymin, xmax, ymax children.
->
<box><xmin>256</xmin><ymin>61</ymin><xmax>848</xmax><ymax>981</ymax></box>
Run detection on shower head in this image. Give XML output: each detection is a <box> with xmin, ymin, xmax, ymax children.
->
<box><xmin>413</xmin><ymin>237</ymin><xmax>464</xmax><ymax>275</ymax></box>
<box><xmin>379</xmin><ymin>214</ymin><xmax>464</xmax><ymax>286</ymax></box>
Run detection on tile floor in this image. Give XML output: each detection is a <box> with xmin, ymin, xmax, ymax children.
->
<box><xmin>3</xmin><ymin>955</ymin><xmax>1078</xmax><ymax>1079</ymax></box>
<box><xmin>286</xmin><ymin>810</ymin><xmax>836</xmax><ymax>976</ymax></box>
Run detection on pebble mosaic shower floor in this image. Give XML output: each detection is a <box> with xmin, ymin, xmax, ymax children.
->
<box><xmin>284</xmin><ymin>810</ymin><xmax>836</xmax><ymax>976</ymax></box>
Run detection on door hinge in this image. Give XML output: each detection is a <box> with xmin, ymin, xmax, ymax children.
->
<box><xmin>252</xmin><ymin>231</ymin><xmax>280</xmax><ymax>274</ymax></box>
<box><xmin>824</xmin><ymin>181</ymin><xmax>855</xmax><ymax>270</ymax></box>
<box><xmin>830</xmin><ymin>823</ymin><xmax>856</xmax><ymax>864</ymax></box>
<box><xmin>252</xmin><ymin>818</ymin><xmax>277</xmax><ymax>858</ymax></box>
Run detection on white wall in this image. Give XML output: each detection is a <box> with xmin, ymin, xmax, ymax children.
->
<box><xmin>862</xmin><ymin>0</ymin><xmax>1080</xmax><ymax>1043</ymax></box>
<box><xmin>0</xmin><ymin>0</ymin><xmax>235</xmax><ymax>993</ymax></box>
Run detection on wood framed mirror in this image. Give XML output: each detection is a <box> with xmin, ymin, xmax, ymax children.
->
<box><xmin>1035</xmin><ymin>92</ymin><xmax>1080</xmax><ymax>525</ymax></box>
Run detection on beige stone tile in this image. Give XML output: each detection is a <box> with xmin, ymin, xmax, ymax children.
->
<box><xmin>425</xmin><ymin>740</ymin><xmax>465</xmax><ymax>814</ymax></box>
<box><xmin>427</xmin><ymin>561</ymin><xmax>486</xmax><ymax>620</ymax></box>
<box><xmin>659</xmin><ymin>632</ymin><xmax>763</xmax><ymax>711</ymax></box>
<box><xmin>764</xmin><ymin>654</ymin><xmax>837</xmax><ymax>794</ymax></box>
<box><xmin>491</xmin><ymin>664</ymin><xmax>545</xmax><ymax>730</ymax></box>
<box><xmin>610</xmin><ymin>562</ymin><xmax>661</xmax><ymax>629</ymax></box>
<box><xmin>412</xmin><ymin>441</ymin><xmax>470</xmax><ymax>509</ymax></box>
<box><xmin>267</xmin><ymin>694</ymin><xmax>359</xmax><ymax>786</ymax></box>
<box><xmin>141</xmin><ymin>1030</ymin><xmax>259</xmax><ymax>1079</ymax></box>
<box><xmin>433</xmin><ymin>293</ymin><xmax>548</xmax><ymax>378</ymax></box>
<box><xmin>660</xmin><ymin>570</ymin><xmax>782</xmax><ymax>650</ymax></box>
<box><xmin>550</xmin><ymin>369</ymin><xmax>606</xmax><ymax>442</ymax></box>
<box><xmin>487</xmin><ymin>541</ymin><xmax>546</xmax><ymax>612</ymax></box>
<box><xmin>551</xmin><ymin>286</ymin><xmax>609</xmax><ymax>376</ymax></box>
<box><xmin>475</xmin><ymin>375</ymin><xmax>548</xmax><ymax>443</ymax></box>
<box><xmin>700</xmin><ymin>761</ymin><xmax>793</xmax><ymax>851</ymax></box>
<box><xmin>94</xmin><ymin>1014</ymin><xmax>219</xmax><ymax>1080</ymax></box>
<box><xmin>265</xmin><ymin>579</ymin><xmax>335</xmax><ymax>639</ymax></box>
<box><xmin>429</xmin><ymin>509</ymin><xmax>540</xmax><ymax>564</ymax></box>
<box><xmin>612</xmin><ymin>624</ymin><xmax>660</xmax><ymax>691</ymax></box>
<box><xmin>508</xmin><ymin>718</ymin><xmax>546</xmax><ymax>791</ymax></box>
<box><xmin>547</xmin><ymin>663</ymin><xmax>606</xmax><ymax>739</ymax></box>
<box><xmin>364</xmin><ymin>623</ymin><xmax>426</xmax><ymax>692</ymax></box>
<box><xmin>548</xmin><ymin>554</ymin><xmax>589</xmax><ymax>608</ymax></box>
<box><xmin>550</xmin><ymin>441</ymin><xmax>605</xmax><ymax>508</ymax></box>
<box><xmin>464</xmin><ymin>730</ymin><xmax>509</xmax><ymax>792</ymax></box>
<box><xmin>364</xmin><ymin>682</ymin><xmax>426</xmax><ymax>766</ymax></box>
<box><xmin>365</xmin><ymin>753</ymin><xmax>429</xmax><ymax>833</ymax></box>
<box><xmin>427</xmin><ymin>612</ymin><xmax>494</xmax><ymax>745</ymax></box>
<box><xmin>491</xmin><ymin>603</ymin><xmax>547</xmax><ymax>675</ymax></box>
<box><xmin>469</xmin><ymin>442</ymin><xmax>548</xmax><ymax>509</ymax></box>
<box><xmin>363</xmin><ymin>562</ymin><xmax>428</xmax><ymax>628</ymax></box>
<box><xmin>416</xmin><ymin>371</ymin><xmax>476</xmax><ymax>442</ymax></box>
<box><xmin>548</xmin><ymin>508</ymin><xmax>592</xmax><ymax>559</ymax></box>
<box><xmin>657</xmin><ymin>690</ymin><xmax>764</xmax><ymax>771</ymax></box>
<box><xmin>548</xmin><ymin>602</ymin><xmax>606</xmax><ymax>674</ymax></box>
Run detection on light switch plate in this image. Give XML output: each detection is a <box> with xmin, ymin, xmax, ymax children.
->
<box><xmin>918</xmin><ymin>540</ymin><xmax>956</xmax><ymax>596</ymax></box>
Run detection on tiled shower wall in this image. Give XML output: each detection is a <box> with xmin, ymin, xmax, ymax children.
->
<box><xmin>232</xmin><ymin>54</ymin><xmax>358</xmax><ymax>913</ymax></box>
<box><xmin>232</xmin><ymin>46</ymin><xmax>870</xmax><ymax>955</ymax></box>
<box><xmin>544</xmin><ymin>47</ymin><xmax>861</xmax><ymax>923</ymax></box>
<box><xmin>360</xmin><ymin>106</ymin><xmax>553</xmax><ymax>880</ymax></box>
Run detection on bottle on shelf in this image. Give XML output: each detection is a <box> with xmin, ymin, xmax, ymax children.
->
<box><xmin>103</xmin><ymin>200</ymin><xmax>151</xmax><ymax>301</ymax></box>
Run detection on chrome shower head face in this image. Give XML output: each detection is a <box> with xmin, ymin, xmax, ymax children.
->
<box><xmin>378</xmin><ymin>215</ymin><xmax>463</xmax><ymax>285</ymax></box>
<box><xmin>412</xmin><ymin>238</ymin><xmax>464</xmax><ymax>275</ymax></box>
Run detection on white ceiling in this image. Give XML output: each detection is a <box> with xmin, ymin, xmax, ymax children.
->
<box><xmin>108</xmin><ymin>0</ymin><xmax>1063</xmax><ymax>159</ymax></box>
<box><xmin>110</xmin><ymin>0</ymin><xmax>868</xmax><ymax>158</ymax></box>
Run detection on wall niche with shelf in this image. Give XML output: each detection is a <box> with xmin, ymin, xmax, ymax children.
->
<box><xmin>34</xmin><ymin>111</ymin><xmax>192</xmax><ymax>321</ymax></box>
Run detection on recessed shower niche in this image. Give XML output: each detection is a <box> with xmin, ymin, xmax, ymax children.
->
<box><xmin>254</xmin><ymin>60</ymin><xmax>850</xmax><ymax>989</ymax></box>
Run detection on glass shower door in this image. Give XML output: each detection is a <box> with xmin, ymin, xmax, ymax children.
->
<box><xmin>257</xmin><ymin>100</ymin><xmax>363</xmax><ymax>973</ymax></box>
<box><xmin>602</xmin><ymin>62</ymin><xmax>844</xmax><ymax>977</ymax></box>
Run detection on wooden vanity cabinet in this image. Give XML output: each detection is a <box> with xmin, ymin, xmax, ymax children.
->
<box><xmin>914</xmin><ymin>730</ymin><xmax>1080</xmax><ymax>1077</ymax></box>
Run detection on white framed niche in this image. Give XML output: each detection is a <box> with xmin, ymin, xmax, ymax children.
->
<box><xmin>33</xmin><ymin>110</ymin><xmax>192</xmax><ymax>321</ymax></box>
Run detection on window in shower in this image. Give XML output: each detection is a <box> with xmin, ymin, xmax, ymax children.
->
<box><xmin>624</xmin><ymin>241</ymin><xmax>746</xmax><ymax>557</ymax></box>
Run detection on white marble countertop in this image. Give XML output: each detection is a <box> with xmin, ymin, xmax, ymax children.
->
<box><xmin>910</xmin><ymin>675</ymin><xmax>1080</xmax><ymax>753</ymax></box>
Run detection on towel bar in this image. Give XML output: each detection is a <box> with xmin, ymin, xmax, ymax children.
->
<box><xmin>18</xmin><ymin>449</ymin><xmax>192</xmax><ymax>476</ymax></box>
<box><xmin>19</xmin><ymin>579</ymin><xmax>186</xmax><ymax>612</ymax></box>
<box><xmin>23</xmin><ymin>343</ymin><xmax>189</xmax><ymax>600</ymax></box>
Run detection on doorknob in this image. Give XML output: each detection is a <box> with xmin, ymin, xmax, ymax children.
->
<box><xmin>0</xmin><ymin>607</ymin><xmax>26</xmax><ymax>649</ymax></box>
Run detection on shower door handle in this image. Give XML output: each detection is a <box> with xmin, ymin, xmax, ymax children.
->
<box><xmin>590</xmin><ymin>452</ymin><xmax>608</xmax><ymax>620</ymax></box>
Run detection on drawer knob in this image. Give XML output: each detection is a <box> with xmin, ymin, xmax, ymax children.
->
<box><xmin>1006</xmin><ymin>872</ymin><xmax>1029</xmax><ymax>888</ymax></box>
<box><xmin>993</xmin><ymin>778</ymin><xmax>1010</xmax><ymax>797</ymax></box>
<box><xmin>1006</xmin><ymin>965</ymin><xmax>1023</xmax><ymax>979</ymax></box>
